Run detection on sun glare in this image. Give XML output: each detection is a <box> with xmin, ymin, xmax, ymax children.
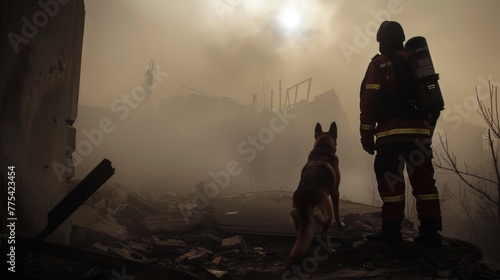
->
<box><xmin>279</xmin><ymin>7</ymin><xmax>301</xmax><ymax>30</ymax></box>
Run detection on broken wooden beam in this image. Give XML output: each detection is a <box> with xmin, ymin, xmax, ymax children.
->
<box><xmin>22</xmin><ymin>159</ymin><xmax>115</xmax><ymax>255</ymax></box>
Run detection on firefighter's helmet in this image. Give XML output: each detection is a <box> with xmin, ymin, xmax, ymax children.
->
<box><xmin>376</xmin><ymin>21</ymin><xmax>405</xmax><ymax>44</ymax></box>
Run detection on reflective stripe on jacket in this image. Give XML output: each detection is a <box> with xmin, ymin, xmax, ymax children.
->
<box><xmin>360</xmin><ymin>51</ymin><xmax>431</xmax><ymax>146</ymax></box>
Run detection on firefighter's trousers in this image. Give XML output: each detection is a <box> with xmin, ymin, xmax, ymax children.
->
<box><xmin>374</xmin><ymin>141</ymin><xmax>441</xmax><ymax>222</ymax></box>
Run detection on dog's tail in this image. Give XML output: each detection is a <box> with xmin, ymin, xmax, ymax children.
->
<box><xmin>289</xmin><ymin>207</ymin><xmax>325</xmax><ymax>261</ymax></box>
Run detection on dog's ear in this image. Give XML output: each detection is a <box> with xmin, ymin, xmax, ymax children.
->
<box><xmin>328</xmin><ymin>122</ymin><xmax>337</xmax><ymax>138</ymax></box>
<box><xmin>314</xmin><ymin>122</ymin><xmax>323</xmax><ymax>138</ymax></box>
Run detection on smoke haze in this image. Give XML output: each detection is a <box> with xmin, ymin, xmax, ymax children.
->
<box><xmin>80</xmin><ymin>0</ymin><xmax>499</xmax><ymax>126</ymax></box>
<box><xmin>74</xmin><ymin>0</ymin><xmax>500</xmax><ymax>259</ymax></box>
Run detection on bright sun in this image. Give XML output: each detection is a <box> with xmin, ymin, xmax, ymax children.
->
<box><xmin>279</xmin><ymin>7</ymin><xmax>301</xmax><ymax>31</ymax></box>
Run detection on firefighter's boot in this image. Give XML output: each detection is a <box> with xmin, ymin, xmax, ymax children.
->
<box><xmin>366</xmin><ymin>221</ymin><xmax>402</xmax><ymax>246</ymax></box>
<box><xmin>415</xmin><ymin>218</ymin><xmax>442</xmax><ymax>247</ymax></box>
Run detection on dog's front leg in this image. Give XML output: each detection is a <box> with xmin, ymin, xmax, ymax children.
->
<box><xmin>332</xmin><ymin>190</ymin><xmax>345</xmax><ymax>228</ymax></box>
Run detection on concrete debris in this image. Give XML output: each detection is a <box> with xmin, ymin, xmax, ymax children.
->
<box><xmin>139</xmin><ymin>189</ymin><xmax>179</xmax><ymax>215</ymax></box>
<box><xmin>342</xmin><ymin>213</ymin><xmax>380</xmax><ymax>228</ymax></box>
<box><xmin>221</xmin><ymin>235</ymin><xmax>249</xmax><ymax>253</ymax></box>
<box><xmin>107</xmin><ymin>241</ymin><xmax>152</xmax><ymax>264</ymax></box>
<box><xmin>109</xmin><ymin>188</ymin><xmax>129</xmax><ymax>210</ymax></box>
<box><xmin>140</xmin><ymin>214</ymin><xmax>194</xmax><ymax>233</ymax></box>
<box><xmin>182</xmin><ymin>233</ymin><xmax>221</xmax><ymax>252</ymax></box>
<box><xmin>90</xmin><ymin>186</ymin><xmax>114</xmax><ymax>203</ymax></box>
<box><xmin>126</xmin><ymin>240</ymin><xmax>156</xmax><ymax>258</ymax></box>
<box><xmin>212</xmin><ymin>256</ymin><xmax>225</xmax><ymax>265</ymax></box>
<box><xmin>343</xmin><ymin>220</ymin><xmax>376</xmax><ymax>235</ymax></box>
<box><xmin>175</xmin><ymin>247</ymin><xmax>213</xmax><ymax>265</ymax></box>
<box><xmin>204</xmin><ymin>268</ymin><xmax>229</xmax><ymax>279</ymax></box>
<box><xmin>92</xmin><ymin>198</ymin><xmax>110</xmax><ymax>213</ymax></box>
<box><xmin>151</xmin><ymin>235</ymin><xmax>187</xmax><ymax>253</ymax></box>
<box><xmin>88</xmin><ymin>215</ymin><xmax>128</xmax><ymax>241</ymax></box>
<box><xmin>128</xmin><ymin>191</ymin><xmax>162</xmax><ymax>215</ymax></box>
<box><xmin>63</xmin><ymin>185</ymin><xmax>500</xmax><ymax>280</ymax></box>
<box><xmin>112</xmin><ymin>204</ymin><xmax>148</xmax><ymax>224</ymax></box>
<box><xmin>90</xmin><ymin>242</ymin><xmax>108</xmax><ymax>253</ymax></box>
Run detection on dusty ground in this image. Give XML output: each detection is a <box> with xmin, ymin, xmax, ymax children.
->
<box><xmin>37</xmin><ymin>234</ymin><xmax>500</xmax><ymax>280</ymax></box>
<box><xmin>12</xmin><ymin>184</ymin><xmax>500</xmax><ymax>279</ymax></box>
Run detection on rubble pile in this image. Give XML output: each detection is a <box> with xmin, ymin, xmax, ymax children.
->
<box><xmin>309</xmin><ymin>238</ymin><xmax>495</xmax><ymax>279</ymax></box>
<box><xmin>63</xmin><ymin>184</ymin><xmax>292</xmax><ymax>279</ymax></box>
<box><xmin>56</xmin><ymin>184</ymin><xmax>500</xmax><ymax>280</ymax></box>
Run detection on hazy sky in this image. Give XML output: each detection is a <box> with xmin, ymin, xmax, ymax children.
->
<box><xmin>79</xmin><ymin>0</ymin><xmax>500</xmax><ymax>128</ymax></box>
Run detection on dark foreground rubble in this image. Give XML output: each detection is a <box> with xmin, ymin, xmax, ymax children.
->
<box><xmin>35</xmin><ymin>234</ymin><xmax>500</xmax><ymax>280</ymax></box>
<box><xmin>17</xmin><ymin>184</ymin><xmax>500</xmax><ymax>280</ymax></box>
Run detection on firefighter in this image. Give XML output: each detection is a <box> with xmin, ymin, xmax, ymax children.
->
<box><xmin>359</xmin><ymin>21</ymin><xmax>442</xmax><ymax>247</ymax></box>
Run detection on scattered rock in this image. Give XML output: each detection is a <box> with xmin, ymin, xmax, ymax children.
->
<box><xmin>140</xmin><ymin>214</ymin><xmax>194</xmax><ymax>233</ymax></box>
<box><xmin>127</xmin><ymin>240</ymin><xmax>155</xmax><ymax>258</ymax></box>
<box><xmin>109</xmin><ymin>188</ymin><xmax>129</xmax><ymax>210</ymax></box>
<box><xmin>212</xmin><ymin>256</ymin><xmax>225</xmax><ymax>265</ymax></box>
<box><xmin>90</xmin><ymin>242</ymin><xmax>108</xmax><ymax>253</ymax></box>
<box><xmin>151</xmin><ymin>235</ymin><xmax>187</xmax><ymax>253</ymax></box>
<box><xmin>113</xmin><ymin>204</ymin><xmax>148</xmax><ymax>224</ymax></box>
<box><xmin>93</xmin><ymin>198</ymin><xmax>110</xmax><ymax>213</ymax></box>
<box><xmin>108</xmin><ymin>241</ymin><xmax>152</xmax><ymax>264</ymax></box>
<box><xmin>88</xmin><ymin>215</ymin><xmax>128</xmax><ymax>241</ymax></box>
<box><xmin>221</xmin><ymin>235</ymin><xmax>248</xmax><ymax>253</ymax></box>
<box><xmin>175</xmin><ymin>248</ymin><xmax>213</xmax><ymax>265</ymax></box>
<box><xmin>182</xmin><ymin>233</ymin><xmax>221</xmax><ymax>252</ymax></box>
<box><xmin>128</xmin><ymin>191</ymin><xmax>163</xmax><ymax>215</ymax></box>
<box><xmin>344</xmin><ymin>220</ymin><xmax>375</xmax><ymax>235</ymax></box>
<box><xmin>63</xmin><ymin>186</ymin><xmax>500</xmax><ymax>280</ymax></box>
<box><xmin>343</xmin><ymin>213</ymin><xmax>381</xmax><ymax>229</ymax></box>
<box><xmin>205</xmin><ymin>268</ymin><xmax>229</xmax><ymax>279</ymax></box>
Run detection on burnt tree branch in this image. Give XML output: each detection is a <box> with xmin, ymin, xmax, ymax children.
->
<box><xmin>435</xmin><ymin>134</ymin><xmax>497</xmax><ymax>206</ymax></box>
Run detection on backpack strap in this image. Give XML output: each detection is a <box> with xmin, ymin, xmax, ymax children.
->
<box><xmin>377</xmin><ymin>53</ymin><xmax>428</xmax><ymax>122</ymax></box>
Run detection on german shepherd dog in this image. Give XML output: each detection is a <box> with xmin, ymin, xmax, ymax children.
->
<box><xmin>289</xmin><ymin>122</ymin><xmax>343</xmax><ymax>261</ymax></box>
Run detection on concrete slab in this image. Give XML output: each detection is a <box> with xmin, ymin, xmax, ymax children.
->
<box><xmin>211</xmin><ymin>191</ymin><xmax>380</xmax><ymax>237</ymax></box>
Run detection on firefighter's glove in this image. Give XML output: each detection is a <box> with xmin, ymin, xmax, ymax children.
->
<box><xmin>361</xmin><ymin>138</ymin><xmax>376</xmax><ymax>155</ymax></box>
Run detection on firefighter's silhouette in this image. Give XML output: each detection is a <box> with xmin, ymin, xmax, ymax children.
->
<box><xmin>359</xmin><ymin>21</ymin><xmax>443</xmax><ymax>247</ymax></box>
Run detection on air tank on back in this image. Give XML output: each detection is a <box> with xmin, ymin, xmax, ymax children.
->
<box><xmin>405</xmin><ymin>36</ymin><xmax>445</xmax><ymax>112</ymax></box>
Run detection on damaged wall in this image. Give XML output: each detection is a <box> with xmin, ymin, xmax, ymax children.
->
<box><xmin>0</xmin><ymin>0</ymin><xmax>85</xmax><ymax>244</ymax></box>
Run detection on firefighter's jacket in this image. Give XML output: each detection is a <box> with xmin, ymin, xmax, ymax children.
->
<box><xmin>360</xmin><ymin>50</ymin><xmax>438</xmax><ymax>147</ymax></box>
